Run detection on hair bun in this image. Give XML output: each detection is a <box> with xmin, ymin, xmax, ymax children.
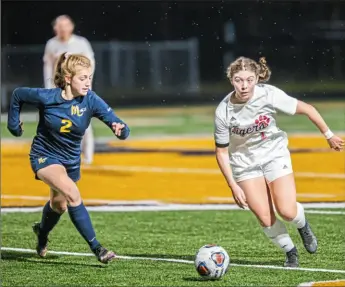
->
<box><xmin>259</xmin><ymin>57</ymin><xmax>267</xmax><ymax>65</ymax></box>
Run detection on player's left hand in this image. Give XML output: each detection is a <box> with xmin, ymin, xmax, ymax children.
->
<box><xmin>327</xmin><ymin>135</ymin><xmax>344</xmax><ymax>151</ymax></box>
<box><xmin>112</xmin><ymin>122</ymin><xmax>125</xmax><ymax>137</ymax></box>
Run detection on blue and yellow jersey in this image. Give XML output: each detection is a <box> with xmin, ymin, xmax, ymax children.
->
<box><xmin>7</xmin><ymin>87</ymin><xmax>130</xmax><ymax>162</ymax></box>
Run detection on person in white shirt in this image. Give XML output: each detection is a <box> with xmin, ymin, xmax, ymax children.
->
<box><xmin>43</xmin><ymin>15</ymin><xmax>95</xmax><ymax>165</ymax></box>
<box><xmin>214</xmin><ymin>57</ymin><xmax>344</xmax><ymax>267</ymax></box>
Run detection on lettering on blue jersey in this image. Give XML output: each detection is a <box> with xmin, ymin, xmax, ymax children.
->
<box><xmin>38</xmin><ymin>157</ymin><xmax>47</xmax><ymax>164</ymax></box>
<box><xmin>71</xmin><ymin>105</ymin><xmax>86</xmax><ymax>117</ymax></box>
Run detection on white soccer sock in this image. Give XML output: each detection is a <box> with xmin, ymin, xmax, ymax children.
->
<box><xmin>263</xmin><ymin>219</ymin><xmax>295</xmax><ymax>253</ymax></box>
<box><xmin>82</xmin><ymin>124</ymin><xmax>95</xmax><ymax>164</ymax></box>
<box><xmin>290</xmin><ymin>202</ymin><xmax>306</xmax><ymax>229</ymax></box>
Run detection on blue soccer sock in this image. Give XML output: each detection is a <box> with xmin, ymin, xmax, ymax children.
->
<box><xmin>68</xmin><ymin>202</ymin><xmax>101</xmax><ymax>251</ymax></box>
<box><xmin>39</xmin><ymin>201</ymin><xmax>62</xmax><ymax>238</ymax></box>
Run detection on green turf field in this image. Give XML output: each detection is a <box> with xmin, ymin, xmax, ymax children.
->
<box><xmin>2</xmin><ymin>209</ymin><xmax>344</xmax><ymax>286</ymax></box>
<box><xmin>1</xmin><ymin>102</ymin><xmax>344</xmax><ymax>139</ymax></box>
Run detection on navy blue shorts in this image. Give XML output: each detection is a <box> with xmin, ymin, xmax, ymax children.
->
<box><xmin>30</xmin><ymin>156</ymin><xmax>81</xmax><ymax>182</ymax></box>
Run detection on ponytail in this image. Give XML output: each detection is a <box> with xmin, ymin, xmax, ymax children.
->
<box><xmin>257</xmin><ymin>57</ymin><xmax>271</xmax><ymax>83</ymax></box>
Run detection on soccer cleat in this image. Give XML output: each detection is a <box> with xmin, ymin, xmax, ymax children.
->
<box><xmin>32</xmin><ymin>222</ymin><xmax>48</xmax><ymax>258</ymax></box>
<box><xmin>298</xmin><ymin>220</ymin><xmax>318</xmax><ymax>254</ymax></box>
<box><xmin>93</xmin><ymin>245</ymin><xmax>116</xmax><ymax>264</ymax></box>
<box><xmin>284</xmin><ymin>246</ymin><xmax>299</xmax><ymax>267</ymax></box>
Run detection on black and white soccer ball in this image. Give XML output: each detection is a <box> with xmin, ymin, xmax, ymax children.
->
<box><xmin>194</xmin><ymin>244</ymin><xmax>230</xmax><ymax>280</ymax></box>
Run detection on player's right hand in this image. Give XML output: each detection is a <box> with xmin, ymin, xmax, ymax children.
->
<box><xmin>230</xmin><ymin>184</ymin><xmax>248</xmax><ymax>209</ymax></box>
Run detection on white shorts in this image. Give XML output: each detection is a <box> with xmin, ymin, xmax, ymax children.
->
<box><xmin>232</xmin><ymin>154</ymin><xmax>293</xmax><ymax>183</ymax></box>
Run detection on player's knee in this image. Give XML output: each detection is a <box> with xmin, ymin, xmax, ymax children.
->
<box><xmin>64</xmin><ymin>186</ymin><xmax>81</xmax><ymax>205</ymax></box>
<box><xmin>51</xmin><ymin>201</ymin><xmax>67</xmax><ymax>214</ymax></box>
<box><xmin>257</xmin><ymin>214</ymin><xmax>276</xmax><ymax>227</ymax></box>
<box><xmin>276</xmin><ymin>207</ymin><xmax>296</xmax><ymax>222</ymax></box>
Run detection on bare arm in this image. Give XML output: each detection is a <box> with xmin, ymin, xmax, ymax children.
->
<box><xmin>271</xmin><ymin>86</ymin><xmax>343</xmax><ymax>150</ymax></box>
<box><xmin>295</xmin><ymin>101</ymin><xmax>330</xmax><ymax>134</ymax></box>
<box><xmin>215</xmin><ymin>146</ymin><xmax>237</xmax><ymax>188</ymax></box>
<box><xmin>214</xmin><ymin>110</ymin><xmax>248</xmax><ymax>208</ymax></box>
<box><xmin>295</xmin><ymin>100</ymin><xmax>344</xmax><ymax>151</ymax></box>
<box><xmin>214</xmin><ymin>111</ymin><xmax>236</xmax><ymax>188</ymax></box>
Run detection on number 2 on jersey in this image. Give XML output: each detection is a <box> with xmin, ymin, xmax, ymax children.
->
<box><xmin>60</xmin><ymin>119</ymin><xmax>72</xmax><ymax>133</ymax></box>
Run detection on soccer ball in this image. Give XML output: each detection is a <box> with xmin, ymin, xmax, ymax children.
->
<box><xmin>194</xmin><ymin>244</ymin><xmax>230</xmax><ymax>280</ymax></box>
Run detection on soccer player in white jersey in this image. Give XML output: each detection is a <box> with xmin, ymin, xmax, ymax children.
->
<box><xmin>43</xmin><ymin>15</ymin><xmax>95</xmax><ymax>164</ymax></box>
<box><xmin>214</xmin><ymin>57</ymin><xmax>344</xmax><ymax>267</ymax></box>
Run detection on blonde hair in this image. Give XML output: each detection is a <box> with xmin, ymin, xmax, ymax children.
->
<box><xmin>54</xmin><ymin>53</ymin><xmax>91</xmax><ymax>89</ymax></box>
<box><xmin>226</xmin><ymin>57</ymin><xmax>271</xmax><ymax>83</ymax></box>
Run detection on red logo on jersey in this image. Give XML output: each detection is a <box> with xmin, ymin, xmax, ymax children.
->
<box><xmin>255</xmin><ymin>115</ymin><xmax>270</xmax><ymax>126</ymax></box>
<box><xmin>231</xmin><ymin>115</ymin><xmax>271</xmax><ymax>137</ymax></box>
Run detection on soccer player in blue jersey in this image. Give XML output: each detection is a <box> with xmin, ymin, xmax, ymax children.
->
<box><xmin>7</xmin><ymin>52</ymin><xmax>130</xmax><ymax>264</ymax></box>
<box><xmin>43</xmin><ymin>15</ymin><xmax>97</xmax><ymax>165</ymax></box>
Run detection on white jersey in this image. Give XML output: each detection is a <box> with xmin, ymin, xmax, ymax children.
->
<box><xmin>214</xmin><ymin>84</ymin><xmax>298</xmax><ymax>170</ymax></box>
<box><xmin>43</xmin><ymin>34</ymin><xmax>95</xmax><ymax>88</ymax></box>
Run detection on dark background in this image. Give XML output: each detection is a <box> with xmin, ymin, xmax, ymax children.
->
<box><xmin>2</xmin><ymin>1</ymin><xmax>345</xmax><ymax>108</ymax></box>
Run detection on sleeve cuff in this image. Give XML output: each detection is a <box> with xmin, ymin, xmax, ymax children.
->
<box><xmin>116</xmin><ymin>126</ymin><xmax>130</xmax><ymax>140</ymax></box>
<box><xmin>215</xmin><ymin>142</ymin><xmax>229</xmax><ymax>148</ymax></box>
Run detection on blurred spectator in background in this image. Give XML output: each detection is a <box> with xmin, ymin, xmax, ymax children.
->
<box><xmin>43</xmin><ymin>15</ymin><xmax>95</xmax><ymax>165</ymax></box>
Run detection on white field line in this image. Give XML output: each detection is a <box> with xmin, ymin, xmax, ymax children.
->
<box><xmin>2</xmin><ymin>247</ymin><xmax>345</xmax><ymax>274</ymax></box>
<box><xmin>81</xmin><ymin>165</ymin><xmax>345</xmax><ymax>179</ymax></box>
<box><xmin>0</xmin><ymin>195</ymin><xmax>161</xmax><ymax>206</ymax></box>
<box><xmin>1</xmin><ymin>192</ymin><xmax>340</xmax><ymax>206</ymax></box>
<box><xmin>0</xmin><ymin>134</ymin><xmax>214</xmax><ymax>143</ymax></box>
<box><xmin>1</xmin><ymin>202</ymin><xmax>344</xmax><ymax>214</ymax></box>
<box><xmin>207</xmin><ymin>193</ymin><xmax>337</xmax><ymax>201</ymax></box>
<box><xmin>2</xmin><ymin>112</ymin><xmax>344</xmax><ymax>134</ymax></box>
<box><xmin>304</xmin><ymin>210</ymin><xmax>345</xmax><ymax>215</ymax></box>
<box><xmin>1</xmin><ymin>112</ymin><xmax>344</xmax><ymax>133</ymax></box>
<box><xmin>295</xmin><ymin>172</ymin><xmax>345</xmax><ymax>179</ymax></box>
<box><xmin>298</xmin><ymin>279</ymin><xmax>345</xmax><ymax>287</ymax></box>
<box><xmin>1</xmin><ymin>129</ymin><xmax>345</xmax><ymax>143</ymax></box>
